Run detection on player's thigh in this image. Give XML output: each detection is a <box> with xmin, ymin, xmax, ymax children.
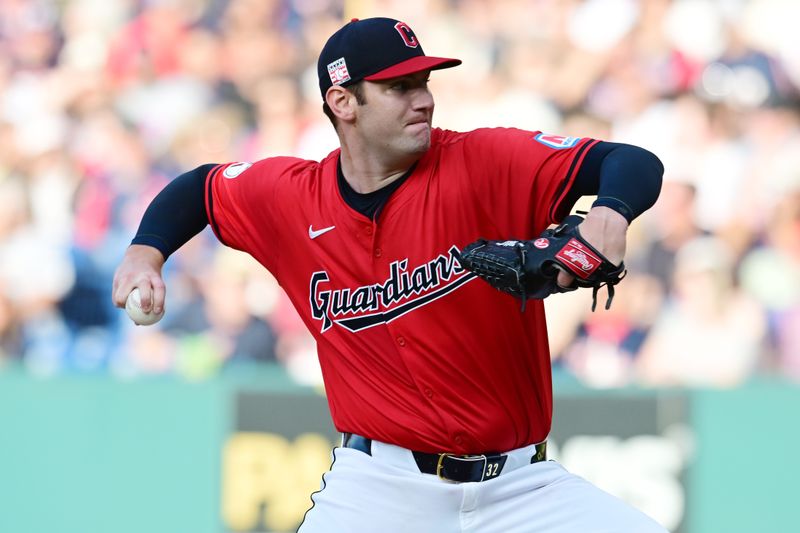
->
<box><xmin>475</xmin><ymin>461</ymin><xmax>668</xmax><ymax>533</ymax></box>
<box><xmin>297</xmin><ymin>447</ymin><xmax>461</xmax><ymax>533</ymax></box>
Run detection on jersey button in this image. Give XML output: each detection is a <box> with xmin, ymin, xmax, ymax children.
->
<box><xmin>454</xmin><ymin>435</ymin><xmax>464</xmax><ymax>446</ymax></box>
<box><xmin>365</xmin><ymin>227</ymin><xmax>373</xmax><ymax>236</ymax></box>
<box><xmin>375</xmin><ymin>248</ymin><xmax>382</xmax><ymax>258</ymax></box>
<box><xmin>424</xmin><ymin>388</ymin><xmax>433</xmax><ymax>398</ymax></box>
<box><xmin>396</xmin><ymin>336</ymin><xmax>406</xmax><ymax>347</ymax></box>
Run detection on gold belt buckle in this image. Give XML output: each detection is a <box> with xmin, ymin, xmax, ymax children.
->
<box><xmin>436</xmin><ymin>453</ymin><xmax>453</xmax><ymax>480</ymax></box>
<box><xmin>437</xmin><ymin>453</ymin><xmax>490</xmax><ymax>481</ymax></box>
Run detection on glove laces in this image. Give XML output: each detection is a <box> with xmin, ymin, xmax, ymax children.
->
<box><xmin>591</xmin><ymin>270</ymin><xmax>627</xmax><ymax>312</ymax></box>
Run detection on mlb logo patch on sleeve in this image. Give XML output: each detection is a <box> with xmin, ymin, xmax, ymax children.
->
<box><xmin>533</xmin><ymin>133</ymin><xmax>581</xmax><ymax>149</ymax></box>
<box><xmin>223</xmin><ymin>162</ymin><xmax>252</xmax><ymax>179</ymax></box>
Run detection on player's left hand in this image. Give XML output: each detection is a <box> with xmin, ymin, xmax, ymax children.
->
<box><xmin>555</xmin><ymin>206</ymin><xmax>627</xmax><ymax>289</ymax></box>
<box><xmin>457</xmin><ymin>208</ymin><xmax>628</xmax><ymax>311</ymax></box>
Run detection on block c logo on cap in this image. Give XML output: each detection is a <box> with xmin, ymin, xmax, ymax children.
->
<box><xmin>394</xmin><ymin>22</ymin><xmax>419</xmax><ymax>48</ymax></box>
<box><xmin>328</xmin><ymin>57</ymin><xmax>351</xmax><ymax>86</ymax></box>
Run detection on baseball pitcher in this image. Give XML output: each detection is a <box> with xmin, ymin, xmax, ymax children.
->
<box><xmin>112</xmin><ymin>17</ymin><xmax>666</xmax><ymax>533</ymax></box>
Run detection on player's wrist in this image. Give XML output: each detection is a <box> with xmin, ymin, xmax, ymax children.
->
<box><xmin>584</xmin><ymin>206</ymin><xmax>629</xmax><ymax>228</ymax></box>
<box><xmin>125</xmin><ymin>244</ymin><xmax>167</xmax><ymax>267</ymax></box>
<box><xmin>591</xmin><ymin>197</ymin><xmax>634</xmax><ymax>222</ymax></box>
<box><xmin>579</xmin><ymin>207</ymin><xmax>627</xmax><ymax>265</ymax></box>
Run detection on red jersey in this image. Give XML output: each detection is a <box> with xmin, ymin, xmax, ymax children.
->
<box><xmin>206</xmin><ymin>127</ymin><xmax>598</xmax><ymax>454</ymax></box>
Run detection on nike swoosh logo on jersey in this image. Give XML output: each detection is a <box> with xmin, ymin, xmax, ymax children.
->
<box><xmin>308</xmin><ymin>225</ymin><xmax>336</xmax><ymax>239</ymax></box>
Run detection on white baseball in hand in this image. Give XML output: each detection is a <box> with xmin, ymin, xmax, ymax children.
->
<box><xmin>125</xmin><ymin>288</ymin><xmax>164</xmax><ymax>326</ymax></box>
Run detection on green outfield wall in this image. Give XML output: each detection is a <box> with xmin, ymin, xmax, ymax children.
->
<box><xmin>1</xmin><ymin>366</ymin><xmax>797</xmax><ymax>533</ymax></box>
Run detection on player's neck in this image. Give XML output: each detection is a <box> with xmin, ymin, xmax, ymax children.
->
<box><xmin>339</xmin><ymin>146</ymin><xmax>419</xmax><ymax>194</ymax></box>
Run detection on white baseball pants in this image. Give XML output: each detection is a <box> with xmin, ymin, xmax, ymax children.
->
<box><xmin>298</xmin><ymin>439</ymin><xmax>668</xmax><ymax>533</ymax></box>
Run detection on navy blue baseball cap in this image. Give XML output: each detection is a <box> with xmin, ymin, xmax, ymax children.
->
<box><xmin>317</xmin><ymin>17</ymin><xmax>462</xmax><ymax>99</ymax></box>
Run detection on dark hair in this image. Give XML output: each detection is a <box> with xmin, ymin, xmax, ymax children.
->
<box><xmin>322</xmin><ymin>82</ymin><xmax>367</xmax><ymax>128</ymax></box>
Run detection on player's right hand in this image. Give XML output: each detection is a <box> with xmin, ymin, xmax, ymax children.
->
<box><xmin>111</xmin><ymin>244</ymin><xmax>167</xmax><ymax>315</ymax></box>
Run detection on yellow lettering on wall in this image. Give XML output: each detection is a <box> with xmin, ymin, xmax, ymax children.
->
<box><xmin>221</xmin><ymin>432</ymin><xmax>335</xmax><ymax>532</ymax></box>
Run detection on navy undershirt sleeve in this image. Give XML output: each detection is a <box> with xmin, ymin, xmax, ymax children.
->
<box><xmin>131</xmin><ymin>164</ymin><xmax>215</xmax><ymax>259</ymax></box>
<box><xmin>565</xmin><ymin>142</ymin><xmax>664</xmax><ymax>222</ymax></box>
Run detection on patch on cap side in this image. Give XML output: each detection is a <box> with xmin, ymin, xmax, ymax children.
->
<box><xmin>328</xmin><ymin>57</ymin><xmax>351</xmax><ymax>86</ymax></box>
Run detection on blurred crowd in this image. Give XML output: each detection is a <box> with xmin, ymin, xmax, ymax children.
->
<box><xmin>0</xmin><ymin>0</ymin><xmax>798</xmax><ymax>388</ymax></box>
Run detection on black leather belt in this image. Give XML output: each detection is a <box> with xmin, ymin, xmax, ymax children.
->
<box><xmin>342</xmin><ymin>433</ymin><xmax>547</xmax><ymax>483</ymax></box>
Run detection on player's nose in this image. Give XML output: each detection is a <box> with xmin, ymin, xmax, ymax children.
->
<box><xmin>412</xmin><ymin>90</ymin><xmax>434</xmax><ymax>116</ymax></box>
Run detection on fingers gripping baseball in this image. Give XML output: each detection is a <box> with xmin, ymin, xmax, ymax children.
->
<box><xmin>112</xmin><ymin>245</ymin><xmax>167</xmax><ymax>324</ymax></box>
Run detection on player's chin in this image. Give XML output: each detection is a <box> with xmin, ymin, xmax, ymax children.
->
<box><xmin>407</xmin><ymin>138</ymin><xmax>431</xmax><ymax>155</ymax></box>
<box><xmin>405</xmin><ymin>125</ymin><xmax>431</xmax><ymax>152</ymax></box>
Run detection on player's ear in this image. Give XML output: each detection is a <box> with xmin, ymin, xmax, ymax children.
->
<box><xmin>326</xmin><ymin>85</ymin><xmax>357</xmax><ymax>123</ymax></box>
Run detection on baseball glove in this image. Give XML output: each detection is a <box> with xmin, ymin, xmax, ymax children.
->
<box><xmin>457</xmin><ymin>214</ymin><xmax>626</xmax><ymax>311</ymax></box>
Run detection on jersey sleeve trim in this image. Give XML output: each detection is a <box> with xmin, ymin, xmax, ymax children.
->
<box><xmin>547</xmin><ymin>138</ymin><xmax>601</xmax><ymax>224</ymax></box>
<box><xmin>204</xmin><ymin>163</ymin><xmax>227</xmax><ymax>246</ymax></box>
